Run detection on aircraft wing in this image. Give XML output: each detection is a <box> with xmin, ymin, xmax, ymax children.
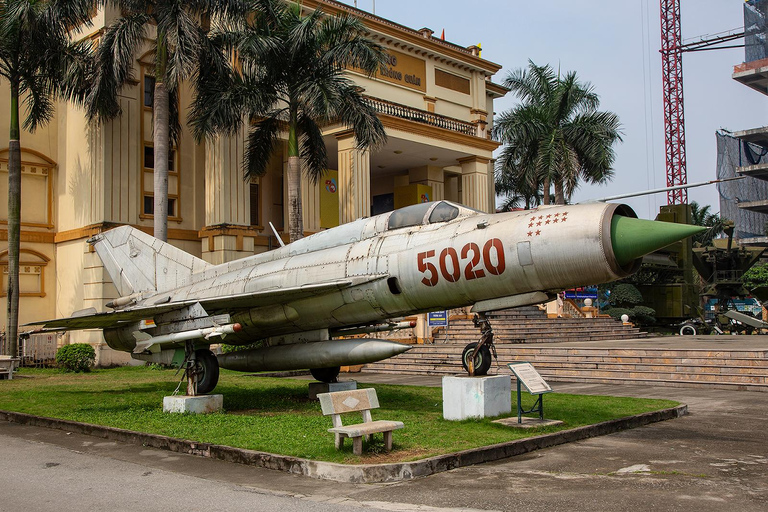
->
<box><xmin>26</xmin><ymin>275</ymin><xmax>386</xmax><ymax>331</ymax></box>
<box><xmin>197</xmin><ymin>275</ymin><xmax>385</xmax><ymax>311</ymax></box>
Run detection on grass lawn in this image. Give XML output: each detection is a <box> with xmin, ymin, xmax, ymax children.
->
<box><xmin>0</xmin><ymin>367</ymin><xmax>678</xmax><ymax>464</ymax></box>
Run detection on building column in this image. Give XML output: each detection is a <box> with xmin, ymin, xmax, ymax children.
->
<box><xmin>459</xmin><ymin>156</ymin><xmax>492</xmax><ymax>212</ymax></box>
<box><xmin>301</xmin><ymin>168</ymin><xmax>321</xmax><ymax>233</ymax></box>
<box><xmin>408</xmin><ymin>165</ymin><xmax>445</xmax><ymax>201</ymax></box>
<box><xmin>336</xmin><ymin>130</ymin><xmax>371</xmax><ymax>223</ymax></box>
<box><xmin>201</xmin><ymin>134</ymin><xmax>258</xmax><ymax>264</ymax></box>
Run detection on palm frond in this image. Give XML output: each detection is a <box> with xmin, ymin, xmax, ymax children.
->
<box><xmin>244</xmin><ymin>116</ymin><xmax>282</xmax><ymax>179</ymax></box>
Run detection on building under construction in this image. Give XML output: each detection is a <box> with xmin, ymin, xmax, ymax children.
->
<box><xmin>722</xmin><ymin>0</ymin><xmax>768</xmax><ymax>244</ymax></box>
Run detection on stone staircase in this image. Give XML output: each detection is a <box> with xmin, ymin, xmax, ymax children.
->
<box><xmin>431</xmin><ymin>306</ymin><xmax>647</xmax><ymax>345</ymax></box>
<box><xmin>361</xmin><ymin>343</ymin><xmax>768</xmax><ymax>391</ymax></box>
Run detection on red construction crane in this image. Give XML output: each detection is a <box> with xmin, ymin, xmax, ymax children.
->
<box><xmin>659</xmin><ymin>0</ymin><xmax>687</xmax><ymax>205</ymax></box>
<box><xmin>659</xmin><ymin>1</ymin><xmax>745</xmax><ymax>206</ymax></box>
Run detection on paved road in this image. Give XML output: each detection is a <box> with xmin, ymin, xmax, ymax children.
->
<box><xmin>1</xmin><ymin>376</ymin><xmax>766</xmax><ymax>512</ymax></box>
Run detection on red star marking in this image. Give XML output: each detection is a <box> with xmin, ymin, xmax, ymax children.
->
<box><xmin>553</xmin><ymin>218</ymin><xmax>559</xmax><ymax>223</ymax></box>
<box><xmin>527</xmin><ymin>231</ymin><xmax>533</xmax><ymax>237</ymax></box>
<box><xmin>536</xmin><ymin>221</ymin><xmax>542</xmax><ymax>227</ymax></box>
<box><xmin>538</xmin><ymin>215</ymin><xmax>544</xmax><ymax>220</ymax></box>
<box><xmin>528</xmin><ymin>222</ymin><xmax>534</xmax><ymax>228</ymax></box>
<box><xmin>546</xmin><ymin>214</ymin><xmax>552</xmax><ymax>218</ymax></box>
<box><xmin>535</xmin><ymin>230</ymin><xmax>541</xmax><ymax>236</ymax></box>
<box><xmin>562</xmin><ymin>211</ymin><xmax>569</xmax><ymax>216</ymax></box>
<box><xmin>553</xmin><ymin>212</ymin><xmax>560</xmax><ymax>217</ymax></box>
<box><xmin>545</xmin><ymin>219</ymin><xmax>551</xmax><ymax>225</ymax></box>
<box><xmin>530</xmin><ymin>217</ymin><xmax>536</xmax><ymax>221</ymax></box>
<box><xmin>561</xmin><ymin>217</ymin><xmax>567</xmax><ymax>222</ymax></box>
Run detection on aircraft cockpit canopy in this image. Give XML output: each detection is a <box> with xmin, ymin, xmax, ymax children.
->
<box><xmin>387</xmin><ymin>201</ymin><xmax>479</xmax><ymax>231</ymax></box>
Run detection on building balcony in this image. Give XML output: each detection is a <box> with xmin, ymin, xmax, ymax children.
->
<box><xmin>733</xmin><ymin>57</ymin><xmax>768</xmax><ymax>96</ymax></box>
<box><xmin>364</xmin><ymin>96</ymin><xmax>482</xmax><ymax>139</ymax></box>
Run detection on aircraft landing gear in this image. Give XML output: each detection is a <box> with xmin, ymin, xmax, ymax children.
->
<box><xmin>462</xmin><ymin>313</ymin><xmax>497</xmax><ymax>376</ymax></box>
<box><xmin>310</xmin><ymin>366</ymin><xmax>341</xmax><ymax>383</ymax></box>
<box><xmin>183</xmin><ymin>344</ymin><xmax>220</xmax><ymax>395</ymax></box>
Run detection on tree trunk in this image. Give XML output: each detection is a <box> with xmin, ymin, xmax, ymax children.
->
<box><xmin>287</xmin><ymin>154</ymin><xmax>303</xmax><ymax>243</ymax></box>
<box><xmin>542</xmin><ymin>177</ymin><xmax>551</xmax><ymax>206</ymax></box>
<box><xmin>287</xmin><ymin>115</ymin><xmax>303</xmax><ymax>242</ymax></box>
<box><xmin>6</xmin><ymin>83</ymin><xmax>21</xmax><ymax>357</ymax></box>
<box><xmin>554</xmin><ymin>180</ymin><xmax>565</xmax><ymax>205</ymax></box>
<box><xmin>153</xmin><ymin>81</ymin><xmax>170</xmax><ymax>242</ymax></box>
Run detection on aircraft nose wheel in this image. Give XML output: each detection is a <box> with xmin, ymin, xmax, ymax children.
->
<box><xmin>461</xmin><ymin>342</ymin><xmax>492</xmax><ymax>375</ymax></box>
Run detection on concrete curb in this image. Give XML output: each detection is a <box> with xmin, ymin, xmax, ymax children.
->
<box><xmin>0</xmin><ymin>404</ymin><xmax>687</xmax><ymax>483</ymax></box>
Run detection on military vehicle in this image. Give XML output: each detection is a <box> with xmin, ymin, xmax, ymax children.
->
<box><xmin>27</xmin><ymin>200</ymin><xmax>703</xmax><ymax>393</ymax></box>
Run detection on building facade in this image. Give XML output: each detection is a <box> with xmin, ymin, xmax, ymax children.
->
<box><xmin>0</xmin><ymin>1</ymin><xmax>506</xmax><ymax>363</ymax></box>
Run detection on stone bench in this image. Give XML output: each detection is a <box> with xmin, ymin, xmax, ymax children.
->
<box><xmin>0</xmin><ymin>356</ymin><xmax>19</xmax><ymax>380</ymax></box>
<box><xmin>318</xmin><ymin>388</ymin><xmax>404</xmax><ymax>456</ymax></box>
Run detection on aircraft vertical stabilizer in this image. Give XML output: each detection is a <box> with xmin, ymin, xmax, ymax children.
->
<box><xmin>88</xmin><ymin>226</ymin><xmax>212</xmax><ymax>295</ymax></box>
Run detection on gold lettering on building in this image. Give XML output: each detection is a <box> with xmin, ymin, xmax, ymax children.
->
<box><xmin>360</xmin><ymin>50</ymin><xmax>426</xmax><ymax>93</ymax></box>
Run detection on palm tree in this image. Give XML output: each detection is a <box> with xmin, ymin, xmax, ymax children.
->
<box><xmin>690</xmin><ymin>201</ymin><xmax>726</xmax><ymax>246</ymax></box>
<box><xmin>493</xmin><ymin>61</ymin><xmax>622</xmax><ymax>205</ymax></box>
<box><xmin>85</xmin><ymin>0</ymin><xmax>247</xmax><ymax>242</ymax></box>
<box><xmin>191</xmin><ymin>0</ymin><xmax>387</xmax><ymax>242</ymax></box>
<box><xmin>0</xmin><ymin>0</ymin><xmax>95</xmax><ymax>357</ymax></box>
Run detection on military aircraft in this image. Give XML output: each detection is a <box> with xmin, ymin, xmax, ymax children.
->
<box><xmin>27</xmin><ymin>200</ymin><xmax>703</xmax><ymax>393</ymax></box>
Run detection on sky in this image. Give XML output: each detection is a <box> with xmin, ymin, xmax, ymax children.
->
<box><xmin>336</xmin><ymin>0</ymin><xmax>768</xmax><ymax>220</ymax></box>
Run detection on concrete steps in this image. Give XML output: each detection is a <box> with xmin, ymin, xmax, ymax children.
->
<box><xmin>362</xmin><ymin>343</ymin><xmax>768</xmax><ymax>390</ymax></box>
<box><xmin>433</xmin><ymin>306</ymin><xmax>647</xmax><ymax>345</ymax></box>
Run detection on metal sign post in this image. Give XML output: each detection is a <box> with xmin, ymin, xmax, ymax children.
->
<box><xmin>508</xmin><ymin>362</ymin><xmax>553</xmax><ymax>423</ymax></box>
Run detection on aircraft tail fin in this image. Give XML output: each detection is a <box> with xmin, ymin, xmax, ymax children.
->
<box><xmin>88</xmin><ymin>226</ymin><xmax>212</xmax><ymax>296</ymax></box>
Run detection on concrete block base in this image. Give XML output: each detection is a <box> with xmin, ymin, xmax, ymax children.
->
<box><xmin>163</xmin><ymin>394</ymin><xmax>223</xmax><ymax>414</ymax></box>
<box><xmin>308</xmin><ymin>380</ymin><xmax>357</xmax><ymax>400</ymax></box>
<box><xmin>443</xmin><ymin>375</ymin><xmax>511</xmax><ymax>420</ymax></box>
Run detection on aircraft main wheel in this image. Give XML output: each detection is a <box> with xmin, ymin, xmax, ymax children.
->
<box><xmin>194</xmin><ymin>349</ymin><xmax>220</xmax><ymax>394</ymax></box>
<box><xmin>679</xmin><ymin>324</ymin><xmax>697</xmax><ymax>336</ymax></box>
<box><xmin>310</xmin><ymin>366</ymin><xmax>341</xmax><ymax>383</ymax></box>
<box><xmin>461</xmin><ymin>342</ymin><xmax>492</xmax><ymax>375</ymax></box>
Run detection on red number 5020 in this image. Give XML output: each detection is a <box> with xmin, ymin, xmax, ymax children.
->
<box><xmin>417</xmin><ymin>239</ymin><xmax>505</xmax><ymax>287</ymax></box>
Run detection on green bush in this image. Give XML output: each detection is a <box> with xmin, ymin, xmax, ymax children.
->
<box><xmin>56</xmin><ymin>343</ymin><xmax>96</xmax><ymax>373</ymax></box>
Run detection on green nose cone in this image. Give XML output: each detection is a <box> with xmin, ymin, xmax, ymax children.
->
<box><xmin>611</xmin><ymin>216</ymin><xmax>706</xmax><ymax>267</ymax></box>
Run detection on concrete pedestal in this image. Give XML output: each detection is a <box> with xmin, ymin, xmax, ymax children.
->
<box><xmin>163</xmin><ymin>394</ymin><xmax>223</xmax><ymax>414</ymax></box>
<box><xmin>308</xmin><ymin>380</ymin><xmax>357</xmax><ymax>400</ymax></box>
<box><xmin>442</xmin><ymin>375</ymin><xmax>511</xmax><ymax>420</ymax></box>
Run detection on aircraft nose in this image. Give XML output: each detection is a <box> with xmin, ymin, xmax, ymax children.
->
<box><xmin>610</xmin><ymin>215</ymin><xmax>706</xmax><ymax>267</ymax></box>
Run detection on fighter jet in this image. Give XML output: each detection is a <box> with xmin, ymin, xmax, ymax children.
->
<box><xmin>27</xmin><ymin>200</ymin><xmax>703</xmax><ymax>393</ymax></box>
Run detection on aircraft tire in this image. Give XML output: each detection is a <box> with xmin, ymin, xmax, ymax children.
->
<box><xmin>194</xmin><ymin>349</ymin><xmax>220</xmax><ymax>394</ymax></box>
<box><xmin>461</xmin><ymin>343</ymin><xmax>492</xmax><ymax>375</ymax></box>
<box><xmin>310</xmin><ymin>366</ymin><xmax>341</xmax><ymax>383</ymax></box>
<box><xmin>679</xmin><ymin>324</ymin><xmax>697</xmax><ymax>336</ymax></box>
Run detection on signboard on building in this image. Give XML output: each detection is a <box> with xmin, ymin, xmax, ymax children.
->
<box><xmin>358</xmin><ymin>50</ymin><xmax>426</xmax><ymax>93</ymax></box>
<box><xmin>428</xmin><ymin>311</ymin><xmax>448</xmax><ymax>327</ymax></box>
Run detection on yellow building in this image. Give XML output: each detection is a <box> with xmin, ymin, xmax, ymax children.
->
<box><xmin>0</xmin><ymin>1</ymin><xmax>506</xmax><ymax>364</ymax></box>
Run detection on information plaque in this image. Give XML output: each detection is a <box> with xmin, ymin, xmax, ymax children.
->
<box><xmin>508</xmin><ymin>362</ymin><xmax>553</xmax><ymax>422</ymax></box>
<box><xmin>508</xmin><ymin>362</ymin><xmax>552</xmax><ymax>395</ymax></box>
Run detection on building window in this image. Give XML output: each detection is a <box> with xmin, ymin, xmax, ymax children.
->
<box><xmin>250</xmin><ymin>183</ymin><xmax>259</xmax><ymax>226</ymax></box>
<box><xmin>144</xmin><ymin>75</ymin><xmax>155</xmax><ymax>107</ymax></box>
<box><xmin>0</xmin><ymin>249</ymin><xmax>48</xmax><ymax>297</ymax></box>
<box><xmin>143</xmin><ymin>196</ymin><xmax>177</xmax><ymax>217</ymax></box>
<box><xmin>143</xmin><ymin>146</ymin><xmax>176</xmax><ymax>174</ymax></box>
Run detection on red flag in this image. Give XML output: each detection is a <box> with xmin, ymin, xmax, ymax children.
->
<box><xmin>441</xmin><ymin>29</ymin><xmax>445</xmax><ymax>40</ymax></box>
